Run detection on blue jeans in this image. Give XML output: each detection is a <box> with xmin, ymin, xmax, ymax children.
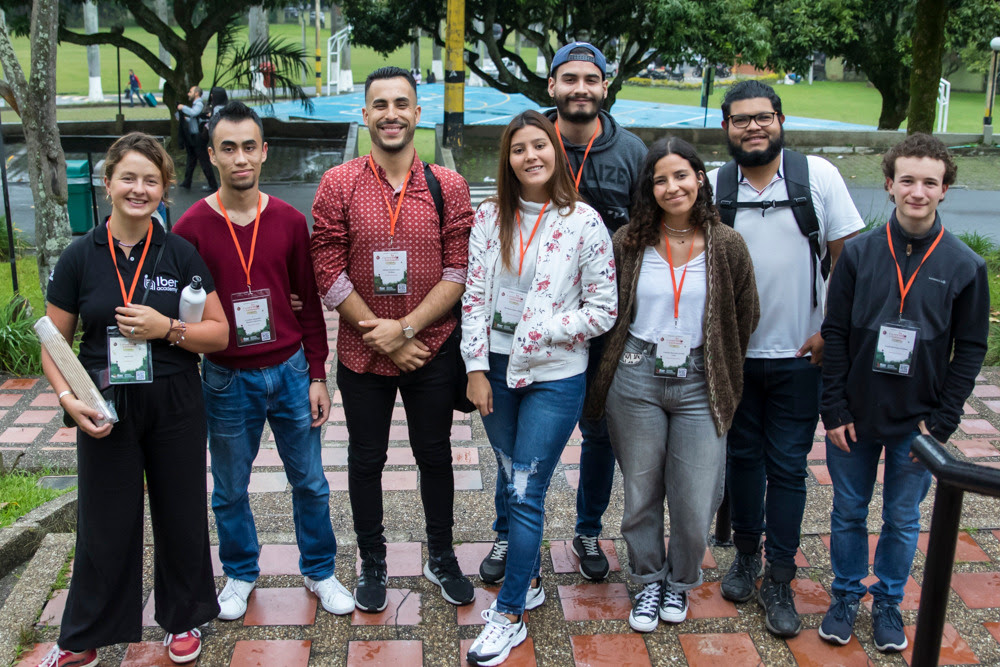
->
<box><xmin>202</xmin><ymin>347</ymin><xmax>337</xmax><ymax>582</ymax></box>
<box><xmin>483</xmin><ymin>353</ymin><xmax>585</xmax><ymax>615</ymax></box>
<box><xmin>492</xmin><ymin>335</ymin><xmax>614</xmax><ymax>539</ymax></box>
<box><xmin>726</xmin><ymin>356</ymin><xmax>821</xmax><ymax>566</ymax></box>
<box><xmin>827</xmin><ymin>430</ymin><xmax>932</xmax><ymax>604</ymax></box>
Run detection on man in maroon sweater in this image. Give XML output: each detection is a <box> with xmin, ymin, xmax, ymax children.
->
<box><xmin>173</xmin><ymin>101</ymin><xmax>355</xmax><ymax>622</ymax></box>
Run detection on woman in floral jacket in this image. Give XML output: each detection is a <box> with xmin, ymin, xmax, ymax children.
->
<box><xmin>462</xmin><ymin>110</ymin><xmax>617</xmax><ymax>666</ymax></box>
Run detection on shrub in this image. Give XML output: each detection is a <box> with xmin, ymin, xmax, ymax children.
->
<box><xmin>0</xmin><ymin>295</ymin><xmax>41</xmax><ymax>375</ymax></box>
<box><xmin>0</xmin><ymin>218</ymin><xmax>32</xmax><ymax>261</ymax></box>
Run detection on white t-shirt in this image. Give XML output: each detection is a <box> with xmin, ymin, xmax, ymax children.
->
<box><xmin>489</xmin><ymin>198</ymin><xmax>551</xmax><ymax>354</ymax></box>
<box><xmin>708</xmin><ymin>153</ymin><xmax>863</xmax><ymax>358</ymax></box>
<box><xmin>630</xmin><ymin>246</ymin><xmax>707</xmax><ymax>348</ymax></box>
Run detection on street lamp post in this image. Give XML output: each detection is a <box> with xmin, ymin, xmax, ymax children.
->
<box><xmin>984</xmin><ymin>37</ymin><xmax>1000</xmax><ymax>145</ymax></box>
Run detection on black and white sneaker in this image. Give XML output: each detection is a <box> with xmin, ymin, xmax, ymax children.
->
<box><xmin>659</xmin><ymin>584</ymin><xmax>689</xmax><ymax>623</ymax></box>
<box><xmin>424</xmin><ymin>552</ymin><xmax>475</xmax><ymax>605</ymax></box>
<box><xmin>571</xmin><ymin>534</ymin><xmax>609</xmax><ymax>580</ymax></box>
<box><xmin>354</xmin><ymin>555</ymin><xmax>388</xmax><ymax>613</ymax></box>
<box><xmin>467</xmin><ymin>609</ymin><xmax>527</xmax><ymax>666</ymax></box>
<box><xmin>479</xmin><ymin>538</ymin><xmax>508</xmax><ymax>584</ymax></box>
<box><xmin>629</xmin><ymin>581</ymin><xmax>662</xmax><ymax>633</ymax></box>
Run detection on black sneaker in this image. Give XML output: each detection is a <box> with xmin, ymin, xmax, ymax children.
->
<box><xmin>721</xmin><ymin>547</ymin><xmax>762</xmax><ymax>603</ymax></box>
<box><xmin>479</xmin><ymin>538</ymin><xmax>508</xmax><ymax>584</ymax></box>
<box><xmin>757</xmin><ymin>564</ymin><xmax>802</xmax><ymax>637</ymax></box>
<box><xmin>659</xmin><ymin>584</ymin><xmax>689</xmax><ymax>624</ymax></box>
<box><xmin>629</xmin><ymin>581</ymin><xmax>661</xmax><ymax>633</ymax></box>
<box><xmin>818</xmin><ymin>595</ymin><xmax>860</xmax><ymax>645</ymax></box>
<box><xmin>424</xmin><ymin>552</ymin><xmax>475</xmax><ymax>605</ymax></box>
<box><xmin>872</xmin><ymin>600</ymin><xmax>907</xmax><ymax>652</ymax></box>
<box><xmin>354</xmin><ymin>554</ymin><xmax>388</xmax><ymax>613</ymax></box>
<box><xmin>572</xmin><ymin>534</ymin><xmax>609</xmax><ymax>581</ymax></box>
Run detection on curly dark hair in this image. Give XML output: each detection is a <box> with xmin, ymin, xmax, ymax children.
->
<box><xmin>882</xmin><ymin>132</ymin><xmax>957</xmax><ymax>187</ymax></box>
<box><xmin>624</xmin><ymin>136</ymin><xmax>719</xmax><ymax>250</ymax></box>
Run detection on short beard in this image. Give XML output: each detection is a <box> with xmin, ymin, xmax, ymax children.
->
<box><xmin>554</xmin><ymin>94</ymin><xmax>603</xmax><ymax>125</ymax></box>
<box><xmin>371</xmin><ymin>125</ymin><xmax>416</xmax><ymax>154</ymax></box>
<box><xmin>727</xmin><ymin>126</ymin><xmax>784</xmax><ymax>168</ymax></box>
<box><xmin>229</xmin><ymin>176</ymin><xmax>257</xmax><ymax>191</ymax></box>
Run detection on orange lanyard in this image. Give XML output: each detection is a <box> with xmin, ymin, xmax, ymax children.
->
<box><xmin>663</xmin><ymin>223</ymin><xmax>696</xmax><ymax>321</ymax></box>
<box><xmin>516</xmin><ymin>201</ymin><xmax>550</xmax><ymax>276</ymax></box>
<box><xmin>554</xmin><ymin>121</ymin><xmax>599</xmax><ymax>192</ymax></box>
<box><xmin>217</xmin><ymin>192</ymin><xmax>263</xmax><ymax>290</ymax></box>
<box><xmin>886</xmin><ymin>222</ymin><xmax>944</xmax><ymax>317</ymax></box>
<box><xmin>107</xmin><ymin>221</ymin><xmax>153</xmax><ymax>306</ymax></box>
<box><xmin>368</xmin><ymin>153</ymin><xmax>412</xmax><ymax>241</ymax></box>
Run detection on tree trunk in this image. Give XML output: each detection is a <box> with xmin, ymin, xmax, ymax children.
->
<box><xmin>155</xmin><ymin>0</ymin><xmax>170</xmax><ymax>89</ymax></box>
<box><xmin>870</xmin><ymin>67</ymin><xmax>911</xmax><ymax>130</ymax></box>
<box><xmin>84</xmin><ymin>1</ymin><xmax>103</xmax><ymax>101</ymax></box>
<box><xmin>907</xmin><ymin>0</ymin><xmax>949</xmax><ymax>135</ymax></box>
<box><xmin>249</xmin><ymin>5</ymin><xmax>269</xmax><ymax>47</ymax></box>
<box><xmin>411</xmin><ymin>28</ymin><xmax>421</xmax><ymax>75</ymax></box>
<box><xmin>0</xmin><ymin>1</ymin><xmax>73</xmax><ymax>294</ymax></box>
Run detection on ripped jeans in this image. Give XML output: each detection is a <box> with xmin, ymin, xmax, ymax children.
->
<box><xmin>482</xmin><ymin>353</ymin><xmax>586</xmax><ymax>615</ymax></box>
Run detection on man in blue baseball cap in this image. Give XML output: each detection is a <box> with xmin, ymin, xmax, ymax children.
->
<box><xmin>477</xmin><ymin>40</ymin><xmax>647</xmax><ymax>587</ymax></box>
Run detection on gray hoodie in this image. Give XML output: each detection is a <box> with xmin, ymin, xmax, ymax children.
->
<box><xmin>545</xmin><ymin>108</ymin><xmax>647</xmax><ymax>232</ymax></box>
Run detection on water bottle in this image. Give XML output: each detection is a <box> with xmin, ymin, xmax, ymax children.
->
<box><xmin>179</xmin><ymin>276</ymin><xmax>206</xmax><ymax>323</ymax></box>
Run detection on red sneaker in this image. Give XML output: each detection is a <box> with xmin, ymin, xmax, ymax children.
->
<box><xmin>163</xmin><ymin>628</ymin><xmax>202</xmax><ymax>663</ymax></box>
<box><xmin>38</xmin><ymin>646</ymin><xmax>99</xmax><ymax>667</ymax></box>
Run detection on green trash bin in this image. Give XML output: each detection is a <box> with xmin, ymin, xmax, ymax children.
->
<box><xmin>66</xmin><ymin>159</ymin><xmax>92</xmax><ymax>234</ymax></box>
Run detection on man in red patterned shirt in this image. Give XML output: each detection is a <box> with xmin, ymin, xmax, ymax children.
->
<box><xmin>310</xmin><ymin>66</ymin><xmax>474</xmax><ymax>613</ymax></box>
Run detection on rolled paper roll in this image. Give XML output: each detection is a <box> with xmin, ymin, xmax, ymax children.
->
<box><xmin>34</xmin><ymin>316</ymin><xmax>118</xmax><ymax>425</ymax></box>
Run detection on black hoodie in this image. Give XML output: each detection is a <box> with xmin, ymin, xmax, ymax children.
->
<box><xmin>820</xmin><ymin>213</ymin><xmax>989</xmax><ymax>443</ymax></box>
<box><xmin>544</xmin><ymin>108</ymin><xmax>647</xmax><ymax>232</ymax></box>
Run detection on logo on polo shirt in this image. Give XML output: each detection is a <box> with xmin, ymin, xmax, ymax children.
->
<box><xmin>143</xmin><ymin>275</ymin><xmax>179</xmax><ymax>292</ymax></box>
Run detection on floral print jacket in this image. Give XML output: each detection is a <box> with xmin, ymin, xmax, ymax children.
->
<box><xmin>461</xmin><ymin>200</ymin><xmax>618</xmax><ymax>388</ymax></box>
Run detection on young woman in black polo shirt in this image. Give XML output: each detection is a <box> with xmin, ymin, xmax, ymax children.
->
<box><xmin>40</xmin><ymin>133</ymin><xmax>229</xmax><ymax>667</ymax></box>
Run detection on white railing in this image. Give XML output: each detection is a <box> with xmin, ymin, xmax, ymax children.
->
<box><xmin>327</xmin><ymin>27</ymin><xmax>352</xmax><ymax>95</ymax></box>
<box><xmin>936</xmin><ymin>78</ymin><xmax>951</xmax><ymax>133</ymax></box>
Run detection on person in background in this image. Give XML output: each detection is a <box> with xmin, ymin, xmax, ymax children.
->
<box><xmin>587</xmin><ymin>137</ymin><xmax>758</xmax><ymax>633</ymax></box>
<box><xmin>178</xmin><ymin>86</ymin><xmax>218</xmax><ymax>192</ymax></box>
<box><xmin>125</xmin><ymin>69</ymin><xmax>145</xmax><ymax>107</ymax></box>
<box><xmin>39</xmin><ymin>132</ymin><xmax>229</xmax><ymax>667</ymax></box>
<box><xmin>463</xmin><ymin>110</ymin><xmax>617</xmax><ymax>665</ymax></box>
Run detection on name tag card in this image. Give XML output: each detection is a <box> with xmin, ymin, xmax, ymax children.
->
<box><xmin>233</xmin><ymin>289</ymin><xmax>276</xmax><ymax>347</ymax></box>
<box><xmin>492</xmin><ymin>287</ymin><xmax>527</xmax><ymax>334</ymax></box>
<box><xmin>654</xmin><ymin>331</ymin><xmax>692</xmax><ymax>378</ymax></box>
<box><xmin>373</xmin><ymin>250</ymin><xmax>408</xmax><ymax>295</ymax></box>
<box><xmin>107</xmin><ymin>326</ymin><xmax>153</xmax><ymax>384</ymax></box>
<box><xmin>874</xmin><ymin>321</ymin><xmax>919</xmax><ymax>376</ymax></box>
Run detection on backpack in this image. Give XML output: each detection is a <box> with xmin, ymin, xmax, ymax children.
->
<box><xmin>716</xmin><ymin>149</ymin><xmax>828</xmax><ymax>308</ymax></box>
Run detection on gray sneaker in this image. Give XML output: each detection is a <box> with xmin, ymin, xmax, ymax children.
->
<box><xmin>721</xmin><ymin>547</ymin><xmax>762</xmax><ymax>603</ymax></box>
<box><xmin>756</xmin><ymin>564</ymin><xmax>802</xmax><ymax>637</ymax></box>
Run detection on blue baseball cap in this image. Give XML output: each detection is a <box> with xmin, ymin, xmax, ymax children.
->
<box><xmin>550</xmin><ymin>42</ymin><xmax>607</xmax><ymax>78</ymax></box>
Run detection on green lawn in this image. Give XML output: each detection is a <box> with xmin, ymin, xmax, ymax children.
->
<box><xmin>0</xmin><ymin>257</ymin><xmax>45</xmax><ymax>316</ymax></box>
<box><xmin>0</xmin><ymin>469</ymin><xmax>73</xmax><ymax>529</ymax></box>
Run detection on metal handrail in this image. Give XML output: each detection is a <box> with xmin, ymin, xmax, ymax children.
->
<box><xmin>909</xmin><ymin>433</ymin><xmax>1000</xmax><ymax>667</ymax></box>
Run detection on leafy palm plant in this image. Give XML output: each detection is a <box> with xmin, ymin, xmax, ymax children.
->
<box><xmin>210</xmin><ymin>17</ymin><xmax>315</xmax><ymax>114</ymax></box>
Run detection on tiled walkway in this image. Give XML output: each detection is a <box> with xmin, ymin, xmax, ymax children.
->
<box><xmin>4</xmin><ymin>310</ymin><xmax>1000</xmax><ymax>665</ymax></box>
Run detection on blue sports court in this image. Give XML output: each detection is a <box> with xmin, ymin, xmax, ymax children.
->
<box><xmin>260</xmin><ymin>82</ymin><xmax>875</xmax><ymax>131</ymax></box>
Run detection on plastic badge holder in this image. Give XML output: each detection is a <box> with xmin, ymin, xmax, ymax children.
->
<box><xmin>33</xmin><ymin>316</ymin><xmax>118</xmax><ymax>425</ymax></box>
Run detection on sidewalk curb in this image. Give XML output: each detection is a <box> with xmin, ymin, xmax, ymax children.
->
<box><xmin>0</xmin><ymin>492</ymin><xmax>77</xmax><ymax>580</ymax></box>
<box><xmin>0</xmin><ymin>532</ymin><xmax>73</xmax><ymax>665</ymax></box>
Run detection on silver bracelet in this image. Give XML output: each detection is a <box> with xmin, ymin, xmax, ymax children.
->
<box><xmin>57</xmin><ymin>390</ymin><xmax>74</xmax><ymax>403</ymax></box>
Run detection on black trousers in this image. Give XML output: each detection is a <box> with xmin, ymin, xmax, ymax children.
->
<box><xmin>181</xmin><ymin>130</ymin><xmax>217</xmax><ymax>189</ymax></box>
<box><xmin>58</xmin><ymin>370</ymin><xmax>219</xmax><ymax>651</ymax></box>
<box><xmin>337</xmin><ymin>337</ymin><xmax>458</xmax><ymax>559</ymax></box>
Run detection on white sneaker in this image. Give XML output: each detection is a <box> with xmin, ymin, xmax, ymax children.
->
<box><xmin>629</xmin><ymin>581</ymin><xmax>662</xmax><ymax>633</ymax></box>
<box><xmin>659</xmin><ymin>584</ymin><xmax>689</xmax><ymax>623</ymax></box>
<box><xmin>489</xmin><ymin>580</ymin><xmax>545</xmax><ymax>611</ymax></box>
<box><xmin>467</xmin><ymin>609</ymin><xmax>527</xmax><ymax>666</ymax></box>
<box><xmin>217</xmin><ymin>577</ymin><xmax>256</xmax><ymax>621</ymax></box>
<box><xmin>304</xmin><ymin>574</ymin><xmax>356</xmax><ymax>615</ymax></box>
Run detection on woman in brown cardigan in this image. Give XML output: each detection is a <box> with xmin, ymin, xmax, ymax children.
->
<box><xmin>585</xmin><ymin>136</ymin><xmax>759</xmax><ymax>633</ymax></box>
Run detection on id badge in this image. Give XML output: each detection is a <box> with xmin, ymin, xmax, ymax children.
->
<box><xmin>492</xmin><ymin>287</ymin><xmax>527</xmax><ymax>334</ymax></box>
<box><xmin>654</xmin><ymin>331</ymin><xmax>692</xmax><ymax>378</ymax></box>
<box><xmin>107</xmin><ymin>326</ymin><xmax>153</xmax><ymax>384</ymax></box>
<box><xmin>232</xmin><ymin>289</ymin><xmax>276</xmax><ymax>347</ymax></box>
<box><xmin>373</xmin><ymin>250</ymin><xmax>408</xmax><ymax>295</ymax></box>
<box><xmin>873</xmin><ymin>320</ymin><xmax>919</xmax><ymax>376</ymax></box>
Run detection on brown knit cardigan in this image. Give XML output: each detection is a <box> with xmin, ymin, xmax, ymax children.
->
<box><xmin>585</xmin><ymin>220</ymin><xmax>760</xmax><ymax>436</ymax></box>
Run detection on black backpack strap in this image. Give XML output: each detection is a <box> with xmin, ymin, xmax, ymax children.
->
<box><xmin>782</xmin><ymin>150</ymin><xmax>825</xmax><ymax>307</ymax></box>
<box><xmin>424</xmin><ymin>161</ymin><xmax>445</xmax><ymax>225</ymax></box>
<box><xmin>715</xmin><ymin>160</ymin><xmax>740</xmax><ymax>228</ymax></box>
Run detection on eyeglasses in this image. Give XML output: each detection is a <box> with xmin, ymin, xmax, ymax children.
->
<box><xmin>727</xmin><ymin>112</ymin><xmax>778</xmax><ymax>129</ymax></box>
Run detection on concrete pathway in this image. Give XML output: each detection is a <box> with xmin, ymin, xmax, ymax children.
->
<box><xmin>3</xmin><ymin>310</ymin><xmax>1000</xmax><ymax>665</ymax></box>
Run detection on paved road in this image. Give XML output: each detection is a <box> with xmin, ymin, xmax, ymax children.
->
<box><xmin>4</xmin><ymin>182</ymin><xmax>999</xmax><ymax>245</ymax></box>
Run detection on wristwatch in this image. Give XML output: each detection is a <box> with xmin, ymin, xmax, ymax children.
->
<box><xmin>400</xmin><ymin>318</ymin><xmax>415</xmax><ymax>339</ymax></box>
